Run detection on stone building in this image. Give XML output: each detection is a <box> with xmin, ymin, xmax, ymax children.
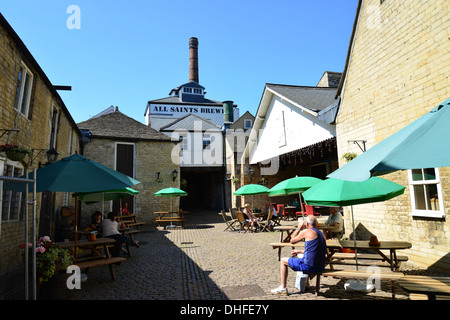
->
<box><xmin>145</xmin><ymin>37</ymin><xmax>240</xmax><ymax>212</ymax></box>
<box><xmin>335</xmin><ymin>0</ymin><xmax>449</xmax><ymax>273</ymax></box>
<box><xmin>77</xmin><ymin>107</ymin><xmax>177</xmax><ymax>224</ymax></box>
<box><xmin>0</xmin><ymin>13</ymin><xmax>81</xmax><ymax>298</ymax></box>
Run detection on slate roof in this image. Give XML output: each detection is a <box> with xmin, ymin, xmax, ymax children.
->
<box><xmin>159</xmin><ymin>113</ymin><xmax>221</xmax><ymax>132</ymax></box>
<box><xmin>149</xmin><ymin>96</ymin><xmax>222</xmax><ymax>105</ymax></box>
<box><xmin>148</xmin><ymin>81</ymin><xmax>222</xmax><ymax>107</ymax></box>
<box><xmin>77</xmin><ymin>110</ymin><xmax>172</xmax><ymax>141</ymax></box>
<box><xmin>266</xmin><ymin>84</ymin><xmax>338</xmax><ymax>113</ymax></box>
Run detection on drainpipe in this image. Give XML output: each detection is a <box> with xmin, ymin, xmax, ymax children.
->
<box><xmin>222</xmin><ymin>101</ymin><xmax>234</xmax><ymax>210</ymax></box>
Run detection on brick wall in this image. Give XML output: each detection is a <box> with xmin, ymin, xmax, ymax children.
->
<box><xmin>336</xmin><ymin>0</ymin><xmax>450</xmax><ymax>272</ymax></box>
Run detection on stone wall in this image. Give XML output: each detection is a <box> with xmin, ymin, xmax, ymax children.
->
<box><xmin>81</xmin><ymin>138</ymin><xmax>179</xmax><ymax>225</ymax></box>
<box><xmin>336</xmin><ymin>0</ymin><xmax>450</xmax><ymax>273</ymax></box>
<box><xmin>0</xmin><ymin>19</ymin><xmax>80</xmax><ymax>276</ymax></box>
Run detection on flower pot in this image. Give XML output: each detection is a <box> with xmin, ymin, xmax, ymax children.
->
<box><xmin>6</xmin><ymin>150</ymin><xmax>27</xmax><ymax>161</ymax></box>
<box><xmin>39</xmin><ymin>271</ymin><xmax>74</xmax><ymax>300</ymax></box>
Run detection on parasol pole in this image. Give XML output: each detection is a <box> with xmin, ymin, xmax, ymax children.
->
<box><xmin>74</xmin><ymin>192</ymin><xmax>78</xmax><ymax>261</ymax></box>
<box><xmin>350</xmin><ymin>205</ymin><xmax>359</xmax><ymax>270</ymax></box>
<box><xmin>32</xmin><ymin>169</ymin><xmax>37</xmax><ymax>300</ymax></box>
<box><xmin>298</xmin><ymin>192</ymin><xmax>305</xmax><ymax>221</ymax></box>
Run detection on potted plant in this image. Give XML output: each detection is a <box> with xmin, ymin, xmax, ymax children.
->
<box><xmin>231</xmin><ymin>177</ymin><xmax>239</xmax><ymax>184</ymax></box>
<box><xmin>342</xmin><ymin>152</ymin><xmax>358</xmax><ymax>163</ymax></box>
<box><xmin>21</xmin><ymin>236</ymin><xmax>73</xmax><ymax>284</ymax></box>
<box><xmin>0</xmin><ymin>143</ymin><xmax>30</xmax><ymax>161</ymax></box>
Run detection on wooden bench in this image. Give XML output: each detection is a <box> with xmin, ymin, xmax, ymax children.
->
<box><xmin>126</xmin><ymin>222</ymin><xmax>145</xmax><ymax>227</ymax></box>
<box><xmin>398</xmin><ymin>275</ymin><xmax>450</xmax><ymax>300</ymax></box>
<box><xmin>322</xmin><ymin>269</ymin><xmax>404</xmax><ymax>299</ymax></box>
<box><xmin>75</xmin><ymin>257</ymin><xmax>126</xmax><ymax>281</ymax></box>
<box><xmin>155</xmin><ymin>217</ymin><xmax>187</xmax><ymax>227</ymax></box>
<box><xmin>120</xmin><ymin>217</ymin><xmax>145</xmax><ymax>249</ymax></box>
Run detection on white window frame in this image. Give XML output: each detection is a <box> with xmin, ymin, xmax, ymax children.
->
<box><xmin>1</xmin><ymin>163</ymin><xmax>24</xmax><ymax>222</ymax></box>
<box><xmin>14</xmin><ymin>62</ymin><xmax>34</xmax><ymax>117</ymax></box>
<box><xmin>408</xmin><ymin>168</ymin><xmax>445</xmax><ymax>218</ymax></box>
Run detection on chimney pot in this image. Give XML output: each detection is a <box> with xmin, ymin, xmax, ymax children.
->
<box><xmin>189</xmin><ymin>37</ymin><xmax>199</xmax><ymax>83</ymax></box>
<box><xmin>223</xmin><ymin>101</ymin><xmax>234</xmax><ymax>123</ymax></box>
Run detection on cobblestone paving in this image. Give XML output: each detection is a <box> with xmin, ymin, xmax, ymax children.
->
<box><xmin>70</xmin><ymin>211</ymin><xmax>426</xmax><ymax>301</ymax></box>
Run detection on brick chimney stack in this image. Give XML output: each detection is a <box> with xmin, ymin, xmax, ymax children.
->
<box><xmin>189</xmin><ymin>37</ymin><xmax>199</xmax><ymax>83</ymax></box>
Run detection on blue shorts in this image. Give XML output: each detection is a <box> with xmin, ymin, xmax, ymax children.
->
<box><xmin>288</xmin><ymin>257</ymin><xmax>323</xmax><ymax>273</ymax></box>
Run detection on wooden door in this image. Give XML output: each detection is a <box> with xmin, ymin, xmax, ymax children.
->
<box><xmin>113</xmin><ymin>144</ymin><xmax>134</xmax><ymax>214</ymax></box>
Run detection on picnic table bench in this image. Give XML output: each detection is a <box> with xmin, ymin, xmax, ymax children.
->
<box><xmin>155</xmin><ymin>211</ymin><xmax>186</xmax><ymax>228</ymax></box>
<box><xmin>155</xmin><ymin>217</ymin><xmax>187</xmax><ymax>227</ymax></box>
<box><xmin>56</xmin><ymin>238</ymin><xmax>126</xmax><ymax>281</ymax></box>
<box><xmin>322</xmin><ymin>269</ymin><xmax>404</xmax><ymax>299</ymax></box>
<box><xmin>118</xmin><ymin>215</ymin><xmax>144</xmax><ymax>250</ymax></box>
<box><xmin>75</xmin><ymin>257</ymin><xmax>126</xmax><ymax>281</ymax></box>
<box><xmin>398</xmin><ymin>275</ymin><xmax>450</xmax><ymax>300</ymax></box>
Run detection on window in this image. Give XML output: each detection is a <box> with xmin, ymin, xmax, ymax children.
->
<box><xmin>2</xmin><ymin>164</ymin><xmax>24</xmax><ymax>221</ymax></box>
<box><xmin>408</xmin><ymin>168</ymin><xmax>445</xmax><ymax>218</ymax></box>
<box><xmin>14</xmin><ymin>63</ymin><xmax>33</xmax><ymax>117</ymax></box>
<box><xmin>179</xmin><ymin>134</ymin><xmax>188</xmax><ymax>156</ymax></box>
<box><xmin>244</xmin><ymin>119</ymin><xmax>253</xmax><ymax>130</ymax></box>
<box><xmin>49</xmin><ymin>105</ymin><xmax>59</xmax><ymax>149</ymax></box>
<box><xmin>203</xmin><ymin>134</ymin><xmax>211</xmax><ymax>150</ymax></box>
<box><xmin>183</xmin><ymin>87</ymin><xmax>202</xmax><ymax>94</ymax></box>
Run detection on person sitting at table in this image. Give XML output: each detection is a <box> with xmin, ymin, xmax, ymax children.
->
<box><xmin>271</xmin><ymin>215</ymin><xmax>326</xmax><ymax>295</ymax></box>
<box><xmin>325</xmin><ymin>206</ymin><xmax>344</xmax><ymax>239</ymax></box>
<box><xmin>243</xmin><ymin>203</ymin><xmax>259</xmax><ymax>232</ymax></box>
<box><xmin>101</xmin><ymin>212</ymin><xmax>127</xmax><ymax>257</ymax></box>
<box><xmin>119</xmin><ymin>202</ymin><xmax>131</xmax><ymax>216</ymax></box>
<box><xmin>292</xmin><ymin>197</ymin><xmax>301</xmax><ymax>210</ymax></box>
<box><xmin>89</xmin><ymin>211</ymin><xmax>103</xmax><ymax>234</ymax></box>
<box><xmin>267</xmin><ymin>203</ymin><xmax>278</xmax><ymax>230</ymax></box>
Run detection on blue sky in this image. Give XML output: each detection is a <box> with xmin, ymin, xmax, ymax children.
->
<box><xmin>1</xmin><ymin>0</ymin><xmax>358</xmax><ymax>124</ymax></box>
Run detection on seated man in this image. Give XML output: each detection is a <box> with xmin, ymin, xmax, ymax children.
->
<box><xmin>325</xmin><ymin>206</ymin><xmax>344</xmax><ymax>239</ymax></box>
<box><xmin>271</xmin><ymin>215</ymin><xmax>326</xmax><ymax>295</ymax></box>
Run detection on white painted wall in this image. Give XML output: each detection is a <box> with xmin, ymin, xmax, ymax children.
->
<box><xmin>249</xmin><ymin>96</ymin><xmax>335</xmax><ymax>164</ymax></box>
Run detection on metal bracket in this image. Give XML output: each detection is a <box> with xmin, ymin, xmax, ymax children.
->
<box><xmin>348</xmin><ymin>140</ymin><xmax>367</xmax><ymax>152</ymax></box>
<box><xmin>0</xmin><ymin>129</ymin><xmax>19</xmax><ymax>139</ymax></box>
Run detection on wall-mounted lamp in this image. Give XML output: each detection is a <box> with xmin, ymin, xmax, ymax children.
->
<box><xmin>46</xmin><ymin>148</ymin><xmax>59</xmax><ymax>163</ymax></box>
<box><xmin>31</xmin><ymin>147</ymin><xmax>59</xmax><ymax>167</ymax></box>
<box><xmin>172</xmin><ymin>169</ymin><xmax>178</xmax><ymax>182</ymax></box>
<box><xmin>249</xmin><ymin>166</ymin><xmax>255</xmax><ymax>182</ymax></box>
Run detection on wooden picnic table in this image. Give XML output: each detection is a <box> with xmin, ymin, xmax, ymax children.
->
<box><xmin>56</xmin><ymin>238</ymin><xmax>126</xmax><ymax>280</ymax></box>
<box><xmin>398</xmin><ymin>275</ymin><xmax>450</xmax><ymax>300</ymax></box>
<box><xmin>274</xmin><ymin>225</ymin><xmax>297</xmax><ymax>243</ymax></box>
<box><xmin>336</xmin><ymin>240</ymin><xmax>412</xmax><ymax>271</ymax></box>
<box><xmin>274</xmin><ymin>224</ymin><xmax>338</xmax><ymax>242</ymax></box>
<box><xmin>155</xmin><ymin>211</ymin><xmax>186</xmax><ymax>227</ymax></box>
<box><xmin>284</xmin><ymin>206</ymin><xmax>298</xmax><ymax>220</ymax></box>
